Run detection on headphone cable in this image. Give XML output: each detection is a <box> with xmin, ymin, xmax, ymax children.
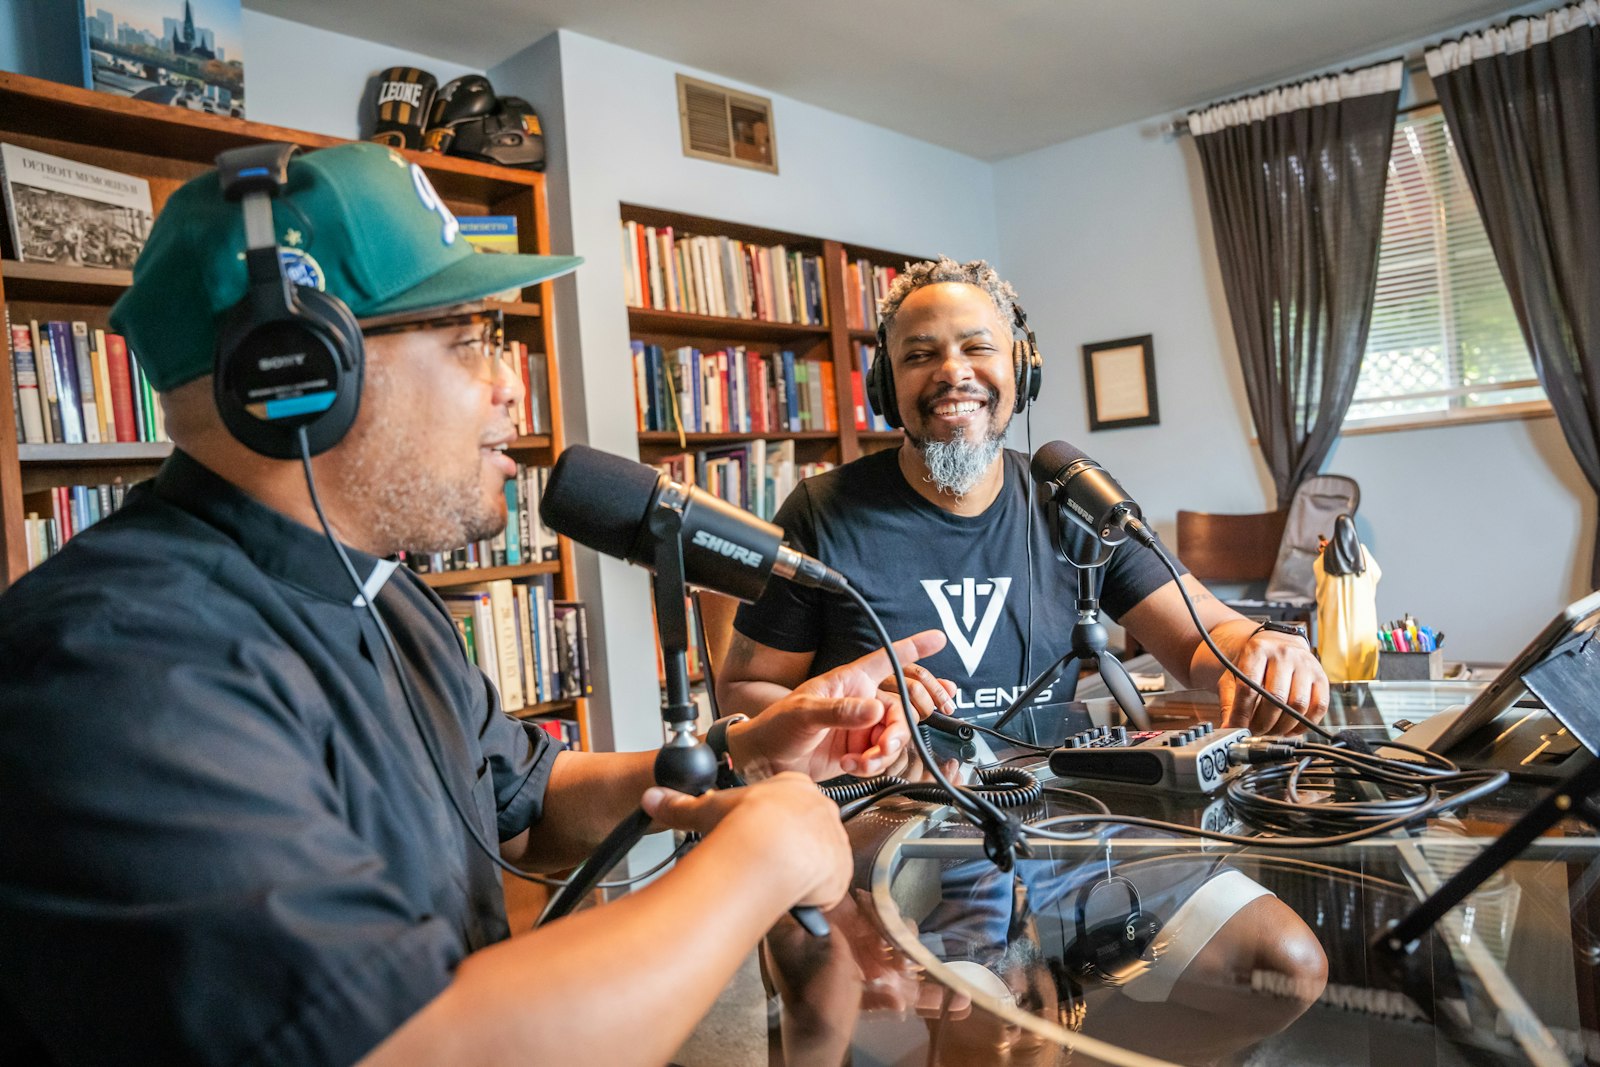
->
<box><xmin>297</xmin><ymin>428</ymin><xmax>684</xmax><ymax>893</ymax></box>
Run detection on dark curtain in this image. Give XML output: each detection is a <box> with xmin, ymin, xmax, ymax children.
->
<box><xmin>1429</xmin><ymin>10</ymin><xmax>1600</xmax><ymax>587</ymax></box>
<box><xmin>1191</xmin><ymin>67</ymin><xmax>1401</xmax><ymax>508</ymax></box>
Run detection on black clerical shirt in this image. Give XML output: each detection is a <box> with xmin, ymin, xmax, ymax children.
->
<box><xmin>0</xmin><ymin>450</ymin><xmax>560</xmax><ymax>1065</ymax></box>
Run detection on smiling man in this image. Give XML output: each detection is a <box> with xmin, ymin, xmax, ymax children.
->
<box><xmin>717</xmin><ymin>257</ymin><xmax>1329</xmax><ymax>735</ymax></box>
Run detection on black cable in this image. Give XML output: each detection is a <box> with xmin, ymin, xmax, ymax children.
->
<box><xmin>298</xmin><ymin>429</ymin><xmax>681</xmax><ymax>895</ymax></box>
<box><xmin>840</xmin><ymin>583</ymin><xmax>1028</xmax><ymax>868</ymax></box>
<box><xmin>1223</xmin><ymin>741</ymin><xmax>1502</xmax><ymax>838</ymax></box>
<box><xmin>1023</xmin><ymin>763</ymin><xmax>1508</xmax><ymax>850</ymax></box>
<box><xmin>825</xmin><ymin>765</ymin><xmax>1043</xmax><ymax>811</ymax></box>
<box><xmin>1132</xmin><ymin>519</ymin><xmax>1338</xmax><ymax>741</ymax></box>
<box><xmin>968</xmin><ymin>718</ymin><xmax>1053</xmax><ymax>753</ymax></box>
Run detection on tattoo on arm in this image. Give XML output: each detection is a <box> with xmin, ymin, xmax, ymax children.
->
<box><xmin>723</xmin><ymin>631</ymin><xmax>757</xmax><ymax>673</ymax></box>
<box><xmin>1190</xmin><ymin>592</ymin><xmax>1216</xmax><ymax>605</ymax></box>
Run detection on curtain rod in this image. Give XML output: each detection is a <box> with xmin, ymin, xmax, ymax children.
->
<box><xmin>1163</xmin><ymin>51</ymin><xmax>1427</xmax><ymax>139</ymax></box>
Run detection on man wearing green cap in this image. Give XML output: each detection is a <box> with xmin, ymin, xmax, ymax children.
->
<box><xmin>0</xmin><ymin>142</ymin><xmax>937</xmax><ymax>1065</ymax></box>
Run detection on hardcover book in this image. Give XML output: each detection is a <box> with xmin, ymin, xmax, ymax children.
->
<box><xmin>0</xmin><ymin>144</ymin><xmax>152</xmax><ymax>269</ymax></box>
<box><xmin>459</xmin><ymin>216</ymin><xmax>521</xmax><ymax>301</ymax></box>
<box><xmin>83</xmin><ymin>1</ymin><xmax>246</xmax><ymax>117</ymax></box>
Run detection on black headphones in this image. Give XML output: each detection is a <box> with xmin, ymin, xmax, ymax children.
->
<box><xmin>212</xmin><ymin>144</ymin><xmax>364</xmax><ymax>460</ymax></box>
<box><xmin>865</xmin><ymin>298</ymin><xmax>1043</xmax><ymax>430</ymax></box>
<box><xmin>1066</xmin><ymin>874</ymin><xmax>1162</xmax><ymax>985</ymax></box>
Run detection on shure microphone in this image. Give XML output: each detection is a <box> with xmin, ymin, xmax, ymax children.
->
<box><xmin>1029</xmin><ymin>441</ymin><xmax>1154</xmax><ymax>548</ymax></box>
<box><xmin>541</xmin><ymin>445</ymin><xmax>850</xmax><ymax>601</ymax></box>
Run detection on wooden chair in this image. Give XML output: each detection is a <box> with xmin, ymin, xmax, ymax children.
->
<box><xmin>1175</xmin><ymin>508</ymin><xmax>1290</xmax><ymax>586</ymax></box>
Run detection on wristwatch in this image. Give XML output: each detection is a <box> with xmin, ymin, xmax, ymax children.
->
<box><xmin>706</xmin><ymin>714</ymin><xmax>749</xmax><ymax>790</ymax></box>
<box><xmin>1250</xmin><ymin>620</ymin><xmax>1308</xmax><ymax>645</ymax></box>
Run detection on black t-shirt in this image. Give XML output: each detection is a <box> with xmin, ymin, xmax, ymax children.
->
<box><xmin>734</xmin><ymin>448</ymin><xmax>1182</xmax><ymax>716</ymax></box>
<box><xmin>0</xmin><ymin>450</ymin><xmax>560</xmax><ymax>1065</ymax></box>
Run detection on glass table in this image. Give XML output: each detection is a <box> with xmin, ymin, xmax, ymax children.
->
<box><xmin>760</xmin><ymin>685</ymin><xmax>1600</xmax><ymax>1066</ymax></box>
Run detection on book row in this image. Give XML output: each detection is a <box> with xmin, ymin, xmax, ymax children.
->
<box><xmin>22</xmin><ymin>481</ymin><xmax>132</xmax><ymax>569</ymax></box>
<box><xmin>621</xmin><ymin>221</ymin><xmax>828</xmax><ymax>325</ymax></box>
<box><xmin>505</xmin><ymin>340</ymin><xmax>554</xmax><ymax>438</ymax></box>
<box><xmin>531</xmin><ymin>717</ymin><xmax>582</xmax><ymax>748</ymax></box>
<box><xmin>850</xmin><ymin>343</ymin><xmax>896</xmax><ymax>433</ymax></box>
<box><xmin>840</xmin><ymin>254</ymin><xmax>902</xmax><ymax>333</ymax></box>
<box><xmin>631</xmin><ymin>342</ymin><xmax>837</xmax><ymax>435</ymax></box>
<box><xmin>653</xmin><ymin>440</ymin><xmax>832</xmax><ymax>523</ymax></box>
<box><xmin>403</xmin><ymin>466</ymin><xmax>559</xmax><ymax>575</ymax></box>
<box><xmin>9</xmin><ymin>321</ymin><xmax>165</xmax><ymax>445</ymax></box>
<box><xmin>439</xmin><ymin>576</ymin><xmax>591</xmax><ymax>716</ymax></box>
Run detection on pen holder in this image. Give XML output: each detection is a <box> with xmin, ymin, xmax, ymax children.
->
<box><xmin>1377</xmin><ymin>649</ymin><xmax>1443</xmax><ymax>681</ymax></box>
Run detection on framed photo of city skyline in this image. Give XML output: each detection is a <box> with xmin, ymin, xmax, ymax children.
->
<box><xmin>82</xmin><ymin>0</ymin><xmax>246</xmax><ymax>117</ymax></box>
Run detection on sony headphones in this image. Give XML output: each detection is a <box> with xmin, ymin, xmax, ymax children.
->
<box><xmin>1066</xmin><ymin>874</ymin><xmax>1162</xmax><ymax>985</ymax></box>
<box><xmin>212</xmin><ymin>144</ymin><xmax>364</xmax><ymax>460</ymax></box>
<box><xmin>865</xmin><ymin>298</ymin><xmax>1043</xmax><ymax>430</ymax></box>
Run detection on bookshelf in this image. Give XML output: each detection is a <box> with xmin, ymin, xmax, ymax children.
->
<box><xmin>621</xmin><ymin>203</ymin><xmax>913</xmax><ymax>486</ymax></box>
<box><xmin>622</xmin><ymin>206</ymin><xmax>917</xmax><ymax>706</ymax></box>
<box><xmin>0</xmin><ymin>70</ymin><xmax>590</xmax><ymax>749</ymax></box>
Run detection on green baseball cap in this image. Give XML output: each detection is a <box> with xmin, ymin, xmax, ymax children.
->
<box><xmin>110</xmin><ymin>141</ymin><xmax>582</xmax><ymax>392</ymax></box>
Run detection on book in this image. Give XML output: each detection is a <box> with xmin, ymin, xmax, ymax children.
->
<box><xmin>70</xmin><ymin>322</ymin><xmax>101</xmax><ymax>443</ymax></box>
<box><xmin>83</xmin><ymin>1</ymin><xmax>246</xmax><ymax>117</ymax></box>
<box><xmin>9</xmin><ymin>324</ymin><xmax>46</xmax><ymax>444</ymax></box>
<box><xmin>0</xmin><ymin>143</ymin><xmax>152</xmax><ymax>269</ymax></box>
<box><xmin>485</xmin><ymin>580</ymin><xmax>525</xmax><ymax>711</ymax></box>
<box><xmin>458</xmin><ymin>216</ymin><xmax>521</xmax><ymax>301</ymax></box>
<box><xmin>439</xmin><ymin>590</ymin><xmax>499</xmax><ymax>688</ymax></box>
<box><xmin>45</xmin><ymin>322</ymin><xmax>84</xmax><ymax>444</ymax></box>
<box><xmin>89</xmin><ymin>326</ymin><xmax>114</xmax><ymax>442</ymax></box>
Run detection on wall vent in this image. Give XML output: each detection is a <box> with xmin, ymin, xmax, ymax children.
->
<box><xmin>676</xmin><ymin>74</ymin><xmax>777</xmax><ymax>174</ymax></box>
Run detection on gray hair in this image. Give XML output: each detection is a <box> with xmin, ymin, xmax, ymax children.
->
<box><xmin>878</xmin><ymin>256</ymin><xmax>1021</xmax><ymax>339</ymax></box>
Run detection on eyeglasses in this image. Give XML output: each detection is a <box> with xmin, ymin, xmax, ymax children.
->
<box><xmin>360</xmin><ymin>307</ymin><xmax>506</xmax><ymax>380</ymax></box>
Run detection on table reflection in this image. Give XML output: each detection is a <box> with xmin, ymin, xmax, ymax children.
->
<box><xmin>759</xmin><ymin>684</ymin><xmax>1599</xmax><ymax>1066</ymax></box>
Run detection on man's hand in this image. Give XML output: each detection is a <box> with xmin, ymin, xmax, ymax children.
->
<box><xmin>1217</xmin><ymin>626</ymin><xmax>1330</xmax><ymax>735</ymax></box>
<box><xmin>641</xmin><ymin>772</ymin><xmax>851</xmax><ymax>909</ymax></box>
<box><xmin>876</xmin><ymin>662</ymin><xmax>958</xmax><ymax>724</ymax></box>
<box><xmin>727</xmin><ymin>629</ymin><xmax>948</xmax><ymax>781</ymax></box>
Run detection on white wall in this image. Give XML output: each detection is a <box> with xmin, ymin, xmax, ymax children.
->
<box><xmin>241</xmin><ymin>11</ymin><xmax>477</xmax><ymax>139</ymax></box>
<box><xmin>492</xmin><ymin>30</ymin><xmax>1000</xmax><ymax>752</ymax></box>
<box><xmin>993</xmin><ymin>118</ymin><xmax>1593</xmax><ymax>663</ymax></box>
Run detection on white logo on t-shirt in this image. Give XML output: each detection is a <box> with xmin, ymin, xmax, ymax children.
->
<box><xmin>920</xmin><ymin>576</ymin><xmax>1011</xmax><ymax>676</ymax></box>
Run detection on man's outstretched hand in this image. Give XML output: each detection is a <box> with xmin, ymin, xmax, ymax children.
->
<box><xmin>725</xmin><ymin>629</ymin><xmax>949</xmax><ymax>781</ymax></box>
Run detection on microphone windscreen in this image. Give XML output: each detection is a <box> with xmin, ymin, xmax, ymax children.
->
<box><xmin>541</xmin><ymin>444</ymin><xmax>661</xmax><ymax>562</ymax></box>
<box><xmin>1030</xmin><ymin>440</ymin><xmax>1093</xmax><ymax>484</ymax></box>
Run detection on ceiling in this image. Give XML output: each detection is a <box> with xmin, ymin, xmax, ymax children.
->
<box><xmin>246</xmin><ymin>0</ymin><xmax>1526</xmax><ymax>160</ymax></box>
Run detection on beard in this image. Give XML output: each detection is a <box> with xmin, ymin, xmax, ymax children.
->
<box><xmin>330</xmin><ymin>365</ymin><xmax>507</xmax><ymax>555</ymax></box>
<box><xmin>905</xmin><ymin>384</ymin><xmax>1008</xmax><ymax>498</ymax></box>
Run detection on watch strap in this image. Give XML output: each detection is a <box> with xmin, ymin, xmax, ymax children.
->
<box><xmin>706</xmin><ymin>714</ymin><xmax>749</xmax><ymax>789</ymax></box>
<box><xmin>1250</xmin><ymin>620</ymin><xmax>1308</xmax><ymax>645</ymax></box>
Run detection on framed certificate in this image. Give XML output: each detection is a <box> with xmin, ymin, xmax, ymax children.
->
<box><xmin>1082</xmin><ymin>334</ymin><xmax>1159</xmax><ymax>431</ymax></box>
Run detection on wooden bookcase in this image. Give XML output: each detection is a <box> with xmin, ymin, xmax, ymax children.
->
<box><xmin>621</xmin><ymin>203</ymin><xmax>914</xmax><ymax>475</ymax></box>
<box><xmin>0</xmin><ymin>71</ymin><xmax>589</xmax><ymax>749</ymax></box>
<box><xmin>622</xmin><ymin>205</ymin><xmax>920</xmax><ymax>694</ymax></box>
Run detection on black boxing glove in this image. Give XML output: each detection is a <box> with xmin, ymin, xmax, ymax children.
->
<box><xmin>368</xmin><ymin>66</ymin><xmax>437</xmax><ymax>150</ymax></box>
<box><xmin>447</xmin><ymin>96</ymin><xmax>546</xmax><ymax>170</ymax></box>
<box><xmin>423</xmin><ymin>74</ymin><xmax>497</xmax><ymax>154</ymax></box>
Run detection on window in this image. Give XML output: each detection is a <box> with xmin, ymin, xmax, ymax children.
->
<box><xmin>1347</xmin><ymin>105</ymin><xmax>1544</xmax><ymax>426</ymax></box>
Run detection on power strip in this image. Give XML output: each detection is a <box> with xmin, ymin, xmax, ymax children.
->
<box><xmin>1047</xmin><ymin>724</ymin><xmax>1250</xmax><ymax>793</ymax></box>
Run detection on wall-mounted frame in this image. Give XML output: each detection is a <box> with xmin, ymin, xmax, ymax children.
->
<box><xmin>1082</xmin><ymin>334</ymin><xmax>1159</xmax><ymax>431</ymax></box>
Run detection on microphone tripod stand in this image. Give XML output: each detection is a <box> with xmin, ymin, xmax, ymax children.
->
<box><xmin>539</xmin><ymin>501</ymin><xmax>827</xmax><ymax>936</ymax></box>
<box><xmin>993</xmin><ymin>501</ymin><xmax>1151</xmax><ymax>733</ymax></box>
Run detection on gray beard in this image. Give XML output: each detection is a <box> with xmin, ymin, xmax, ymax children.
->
<box><xmin>916</xmin><ymin>433</ymin><xmax>1005</xmax><ymax>498</ymax></box>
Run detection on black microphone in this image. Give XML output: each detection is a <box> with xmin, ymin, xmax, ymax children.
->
<box><xmin>1029</xmin><ymin>441</ymin><xmax>1154</xmax><ymax>548</ymax></box>
<box><xmin>541</xmin><ymin>445</ymin><xmax>850</xmax><ymax>601</ymax></box>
